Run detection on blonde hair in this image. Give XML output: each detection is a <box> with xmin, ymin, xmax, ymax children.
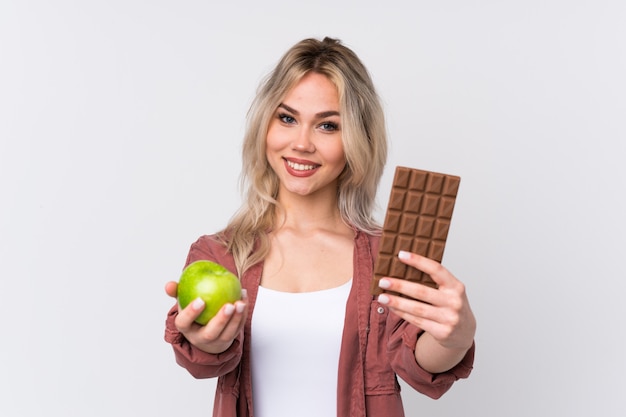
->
<box><xmin>222</xmin><ymin>37</ymin><xmax>388</xmax><ymax>276</ymax></box>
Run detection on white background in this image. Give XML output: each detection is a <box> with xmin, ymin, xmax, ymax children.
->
<box><xmin>1</xmin><ymin>1</ymin><xmax>625</xmax><ymax>416</ymax></box>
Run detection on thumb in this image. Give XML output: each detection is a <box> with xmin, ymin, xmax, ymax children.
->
<box><xmin>164</xmin><ymin>281</ymin><xmax>178</xmax><ymax>299</ymax></box>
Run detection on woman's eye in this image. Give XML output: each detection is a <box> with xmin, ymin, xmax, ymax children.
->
<box><xmin>279</xmin><ymin>114</ymin><xmax>296</xmax><ymax>124</ymax></box>
<box><xmin>319</xmin><ymin>122</ymin><xmax>339</xmax><ymax>132</ymax></box>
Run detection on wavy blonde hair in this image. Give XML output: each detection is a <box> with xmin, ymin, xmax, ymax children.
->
<box><xmin>221</xmin><ymin>37</ymin><xmax>388</xmax><ymax>276</ymax></box>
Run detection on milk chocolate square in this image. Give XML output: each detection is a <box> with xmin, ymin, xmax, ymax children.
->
<box><xmin>371</xmin><ymin>166</ymin><xmax>461</xmax><ymax>295</ymax></box>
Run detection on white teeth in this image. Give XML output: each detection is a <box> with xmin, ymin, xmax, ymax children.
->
<box><xmin>287</xmin><ymin>160</ymin><xmax>316</xmax><ymax>171</ymax></box>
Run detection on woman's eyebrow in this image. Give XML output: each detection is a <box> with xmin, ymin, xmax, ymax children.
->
<box><xmin>316</xmin><ymin>110</ymin><xmax>340</xmax><ymax>118</ymax></box>
<box><xmin>278</xmin><ymin>103</ymin><xmax>340</xmax><ymax>118</ymax></box>
<box><xmin>278</xmin><ymin>103</ymin><xmax>299</xmax><ymax>115</ymax></box>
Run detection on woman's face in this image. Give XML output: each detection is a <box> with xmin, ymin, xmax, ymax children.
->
<box><xmin>266</xmin><ymin>72</ymin><xmax>346</xmax><ymax>199</ymax></box>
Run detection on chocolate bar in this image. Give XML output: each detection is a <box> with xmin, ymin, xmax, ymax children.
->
<box><xmin>371</xmin><ymin>166</ymin><xmax>461</xmax><ymax>295</ymax></box>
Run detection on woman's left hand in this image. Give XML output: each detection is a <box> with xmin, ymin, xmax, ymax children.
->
<box><xmin>377</xmin><ymin>250</ymin><xmax>476</xmax><ymax>353</ymax></box>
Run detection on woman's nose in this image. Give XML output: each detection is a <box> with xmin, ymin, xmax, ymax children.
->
<box><xmin>291</xmin><ymin>128</ymin><xmax>316</xmax><ymax>152</ymax></box>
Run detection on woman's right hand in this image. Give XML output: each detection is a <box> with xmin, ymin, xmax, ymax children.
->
<box><xmin>165</xmin><ymin>281</ymin><xmax>248</xmax><ymax>354</ymax></box>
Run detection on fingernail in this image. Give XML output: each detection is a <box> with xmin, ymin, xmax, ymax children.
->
<box><xmin>378</xmin><ymin>294</ymin><xmax>390</xmax><ymax>305</ymax></box>
<box><xmin>224</xmin><ymin>304</ymin><xmax>235</xmax><ymax>315</ymax></box>
<box><xmin>378</xmin><ymin>278</ymin><xmax>391</xmax><ymax>289</ymax></box>
<box><xmin>235</xmin><ymin>303</ymin><xmax>245</xmax><ymax>313</ymax></box>
<box><xmin>398</xmin><ymin>250</ymin><xmax>410</xmax><ymax>260</ymax></box>
<box><xmin>241</xmin><ymin>288</ymin><xmax>248</xmax><ymax>299</ymax></box>
<box><xmin>192</xmin><ymin>298</ymin><xmax>205</xmax><ymax>310</ymax></box>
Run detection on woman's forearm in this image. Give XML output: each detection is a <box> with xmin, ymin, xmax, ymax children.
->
<box><xmin>415</xmin><ymin>332</ymin><xmax>472</xmax><ymax>374</ymax></box>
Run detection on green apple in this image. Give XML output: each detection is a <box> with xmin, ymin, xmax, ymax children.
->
<box><xmin>177</xmin><ymin>260</ymin><xmax>242</xmax><ymax>325</ymax></box>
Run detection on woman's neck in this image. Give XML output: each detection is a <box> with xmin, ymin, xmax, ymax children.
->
<box><xmin>274</xmin><ymin>189</ymin><xmax>345</xmax><ymax>233</ymax></box>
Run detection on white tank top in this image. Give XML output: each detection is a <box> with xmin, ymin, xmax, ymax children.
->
<box><xmin>250</xmin><ymin>279</ymin><xmax>352</xmax><ymax>417</ymax></box>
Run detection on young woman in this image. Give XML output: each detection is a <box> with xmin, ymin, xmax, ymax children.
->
<box><xmin>164</xmin><ymin>37</ymin><xmax>476</xmax><ymax>417</ymax></box>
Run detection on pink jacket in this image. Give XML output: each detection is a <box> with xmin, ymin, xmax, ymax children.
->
<box><xmin>164</xmin><ymin>231</ymin><xmax>474</xmax><ymax>416</ymax></box>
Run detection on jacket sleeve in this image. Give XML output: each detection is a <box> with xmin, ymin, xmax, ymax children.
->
<box><xmin>387</xmin><ymin>314</ymin><xmax>475</xmax><ymax>399</ymax></box>
<box><xmin>163</xmin><ymin>235</ymin><xmax>244</xmax><ymax>379</ymax></box>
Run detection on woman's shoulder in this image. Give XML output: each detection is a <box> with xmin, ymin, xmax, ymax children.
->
<box><xmin>352</xmin><ymin>228</ymin><xmax>381</xmax><ymax>259</ymax></box>
<box><xmin>354</xmin><ymin>228</ymin><xmax>381</xmax><ymax>244</ymax></box>
<box><xmin>185</xmin><ymin>233</ymin><xmax>237</xmax><ymax>273</ymax></box>
<box><xmin>190</xmin><ymin>232</ymin><xmax>225</xmax><ymax>247</ymax></box>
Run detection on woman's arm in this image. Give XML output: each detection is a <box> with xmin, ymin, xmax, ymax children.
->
<box><xmin>163</xmin><ymin>235</ymin><xmax>248</xmax><ymax>378</ymax></box>
<box><xmin>377</xmin><ymin>250</ymin><xmax>476</xmax><ymax>373</ymax></box>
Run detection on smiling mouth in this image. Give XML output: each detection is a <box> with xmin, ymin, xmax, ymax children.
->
<box><xmin>285</xmin><ymin>159</ymin><xmax>319</xmax><ymax>171</ymax></box>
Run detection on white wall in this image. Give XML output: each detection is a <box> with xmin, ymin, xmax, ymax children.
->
<box><xmin>1</xmin><ymin>1</ymin><xmax>625</xmax><ymax>416</ymax></box>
